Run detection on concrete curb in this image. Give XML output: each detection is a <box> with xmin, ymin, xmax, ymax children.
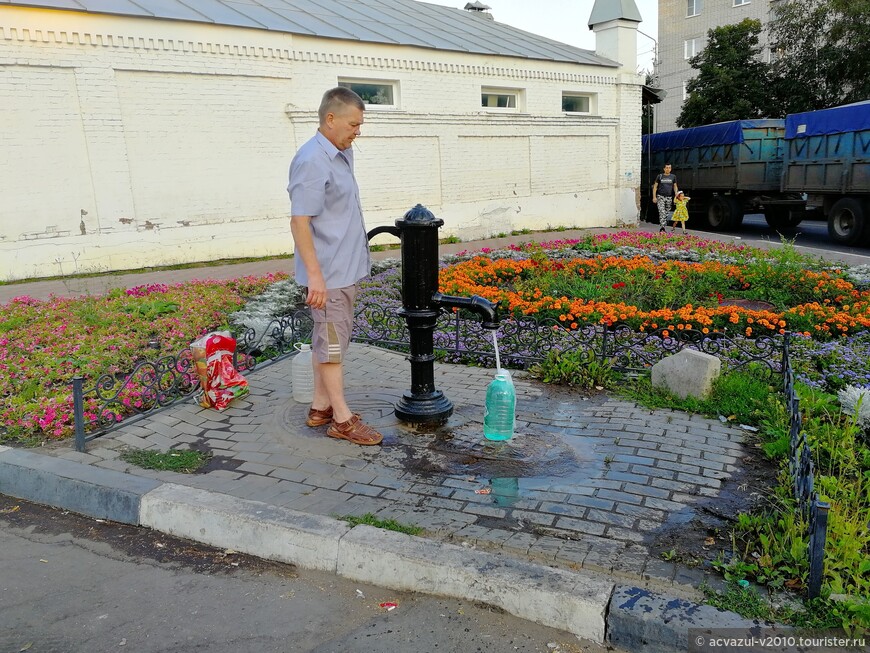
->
<box><xmin>0</xmin><ymin>447</ymin><xmax>760</xmax><ymax>649</ymax></box>
<box><xmin>140</xmin><ymin>483</ymin><xmax>349</xmax><ymax>573</ymax></box>
<box><xmin>608</xmin><ymin>585</ymin><xmax>760</xmax><ymax>652</ymax></box>
<box><xmin>0</xmin><ymin>445</ymin><xmax>160</xmax><ymax>524</ymax></box>
<box><xmin>338</xmin><ymin>524</ymin><xmax>612</xmax><ymax>643</ymax></box>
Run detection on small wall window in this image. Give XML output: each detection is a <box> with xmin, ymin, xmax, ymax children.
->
<box><xmin>562</xmin><ymin>93</ymin><xmax>591</xmax><ymax>114</ymax></box>
<box><xmin>733</xmin><ymin>0</ymin><xmax>750</xmax><ymax>5</ymax></box>
<box><xmin>687</xmin><ymin>0</ymin><xmax>701</xmax><ymax>17</ymax></box>
<box><xmin>684</xmin><ymin>38</ymin><xmax>700</xmax><ymax>59</ymax></box>
<box><xmin>481</xmin><ymin>87</ymin><xmax>521</xmax><ymax>110</ymax></box>
<box><xmin>338</xmin><ymin>79</ymin><xmax>398</xmax><ymax>109</ymax></box>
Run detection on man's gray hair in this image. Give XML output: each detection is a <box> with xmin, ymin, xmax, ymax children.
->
<box><xmin>318</xmin><ymin>87</ymin><xmax>365</xmax><ymax>123</ymax></box>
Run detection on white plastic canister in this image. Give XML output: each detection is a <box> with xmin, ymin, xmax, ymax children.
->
<box><xmin>291</xmin><ymin>343</ymin><xmax>314</xmax><ymax>404</ymax></box>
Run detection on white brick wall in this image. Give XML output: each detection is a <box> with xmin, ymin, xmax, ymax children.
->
<box><xmin>0</xmin><ymin>6</ymin><xmax>643</xmax><ymax>281</ymax></box>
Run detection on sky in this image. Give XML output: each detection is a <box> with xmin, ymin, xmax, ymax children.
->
<box><xmin>422</xmin><ymin>0</ymin><xmax>659</xmax><ymax>73</ymax></box>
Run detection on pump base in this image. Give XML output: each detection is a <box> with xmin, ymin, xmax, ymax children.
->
<box><xmin>394</xmin><ymin>390</ymin><xmax>454</xmax><ymax>425</ymax></box>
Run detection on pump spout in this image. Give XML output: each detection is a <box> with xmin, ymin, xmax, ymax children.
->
<box><xmin>431</xmin><ymin>292</ymin><xmax>499</xmax><ymax>329</ymax></box>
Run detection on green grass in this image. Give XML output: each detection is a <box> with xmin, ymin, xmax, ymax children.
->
<box><xmin>120</xmin><ymin>448</ymin><xmax>211</xmax><ymax>473</ymax></box>
<box><xmin>619</xmin><ymin>370</ymin><xmax>774</xmax><ymax>426</ymax></box>
<box><xmin>701</xmin><ymin>581</ymin><xmax>849</xmax><ymax>630</ymax></box>
<box><xmin>529</xmin><ymin>352</ymin><xmax>618</xmax><ymax>391</ymax></box>
<box><xmin>337</xmin><ymin>512</ymin><xmax>424</xmax><ymax>535</ymax></box>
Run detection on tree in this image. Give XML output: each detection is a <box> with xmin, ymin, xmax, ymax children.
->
<box><xmin>676</xmin><ymin>19</ymin><xmax>771</xmax><ymax>128</ymax></box>
<box><xmin>767</xmin><ymin>0</ymin><xmax>870</xmax><ymax>115</ymax></box>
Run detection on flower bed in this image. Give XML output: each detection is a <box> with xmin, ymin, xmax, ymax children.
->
<box><xmin>0</xmin><ymin>275</ymin><xmax>284</xmax><ymax>442</ymax></box>
<box><xmin>439</xmin><ymin>253</ymin><xmax>870</xmax><ymax>338</ymax></box>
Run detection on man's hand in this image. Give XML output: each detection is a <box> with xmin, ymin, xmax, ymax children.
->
<box><xmin>291</xmin><ymin>215</ymin><xmax>328</xmax><ymax>309</ymax></box>
<box><xmin>305</xmin><ymin>274</ymin><xmax>327</xmax><ymax>310</ymax></box>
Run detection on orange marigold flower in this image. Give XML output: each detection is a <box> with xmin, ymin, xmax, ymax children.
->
<box><xmin>570</xmin><ymin>322</ymin><xmax>578</xmax><ymax>329</ymax></box>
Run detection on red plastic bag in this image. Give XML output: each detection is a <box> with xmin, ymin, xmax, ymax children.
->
<box><xmin>190</xmin><ymin>331</ymin><xmax>249</xmax><ymax>411</ymax></box>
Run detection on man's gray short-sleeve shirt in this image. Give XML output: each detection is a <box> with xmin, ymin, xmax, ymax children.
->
<box><xmin>288</xmin><ymin>131</ymin><xmax>370</xmax><ymax>289</ymax></box>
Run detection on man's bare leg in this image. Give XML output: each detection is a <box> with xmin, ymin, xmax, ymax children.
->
<box><xmin>314</xmin><ymin>360</ymin><xmax>352</xmax><ymax>422</ymax></box>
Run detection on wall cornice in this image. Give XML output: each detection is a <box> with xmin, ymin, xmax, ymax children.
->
<box><xmin>0</xmin><ymin>23</ymin><xmax>617</xmax><ymax>85</ymax></box>
<box><xmin>285</xmin><ymin>109</ymin><xmax>621</xmax><ymax>128</ymax></box>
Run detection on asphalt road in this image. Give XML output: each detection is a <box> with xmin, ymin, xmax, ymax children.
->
<box><xmin>0</xmin><ymin>495</ymin><xmax>619</xmax><ymax>653</ymax></box>
<box><xmin>644</xmin><ymin>211</ymin><xmax>870</xmax><ymax>268</ymax></box>
<box><xmin>701</xmin><ymin>214</ymin><xmax>870</xmax><ymax>267</ymax></box>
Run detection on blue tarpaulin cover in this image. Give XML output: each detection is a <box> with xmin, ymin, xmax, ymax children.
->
<box><xmin>643</xmin><ymin>119</ymin><xmax>784</xmax><ymax>155</ymax></box>
<box><xmin>785</xmin><ymin>100</ymin><xmax>870</xmax><ymax>139</ymax></box>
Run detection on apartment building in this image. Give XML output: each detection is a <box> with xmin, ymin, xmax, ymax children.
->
<box><xmin>656</xmin><ymin>0</ymin><xmax>779</xmax><ymax>131</ymax></box>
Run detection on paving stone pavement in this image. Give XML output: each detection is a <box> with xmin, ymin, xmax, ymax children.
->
<box><xmin>45</xmin><ymin>342</ymin><xmax>759</xmax><ymax>596</ymax></box>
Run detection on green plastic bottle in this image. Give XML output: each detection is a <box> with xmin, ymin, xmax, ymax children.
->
<box><xmin>483</xmin><ymin>370</ymin><xmax>515</xmax><ymax>441</ymax></box>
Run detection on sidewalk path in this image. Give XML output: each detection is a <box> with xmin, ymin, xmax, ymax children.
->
<box><xmin>0</xmin><ymin>229</ymin><xmax>597</xmax><ymax>304</ymax></box>
<box><xmin>6</xmin><ymin>222</ymin><xmax>862</xmax><ymax>304</ymax></box>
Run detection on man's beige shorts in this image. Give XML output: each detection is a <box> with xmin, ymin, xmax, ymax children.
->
<box><xmin>310</xmin><ymin>285</ymin><xmax>357</xmax><ymax>364</ymax></box>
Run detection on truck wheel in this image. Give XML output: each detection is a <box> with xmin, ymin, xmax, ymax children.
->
<box><xmin>764</xmin><ymin>206</ymin><xmax>802</xmax><ymax>230</ymax></box>
<box><xmin>707</xmin><ymin>196</ymin><xmax>739</xmax><ymax>231</ymax></box>
<box><xmin>827</xmin><ymin>198</ymin><xmax>868</xmax><ymax>245</ymax></box>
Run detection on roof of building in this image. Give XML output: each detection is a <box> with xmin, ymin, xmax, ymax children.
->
<box><xmin>2</xmin><ymin>0</ymin><xmax>619</xmax><ymax>67</ymax></box>
<box><xmin>588</xmin><ymin>0</ymin><xmax>642</xmax><ymax>29</ymax></box>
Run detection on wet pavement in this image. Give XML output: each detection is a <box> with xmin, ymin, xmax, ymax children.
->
<box><xmin>45</xmin><ymin>342</ymin><xmax>757</xmax><ymax>596</ymax></box>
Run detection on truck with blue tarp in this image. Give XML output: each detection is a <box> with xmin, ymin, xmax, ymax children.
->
<box><xmin>642</xmin><ymin>119</ymin><xmax>803</xmax><ymax>231</ymax></box>
<box><xmin>641</xmin><ymin>101</ymin><xmax>870</xmax><ymax>244</ymax></box>
<box><xmin>782</xmin><ymin>100</ymin><xmax>870</xmax><ymax>244</ymax></box>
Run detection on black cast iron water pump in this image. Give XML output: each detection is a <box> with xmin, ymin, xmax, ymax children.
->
<box><xmin>367</xmin><ymin>204</ymin><xmax>499</xmax><ymax>424</ymax></box>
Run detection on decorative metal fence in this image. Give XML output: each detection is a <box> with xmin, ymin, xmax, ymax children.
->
<box><xmin>355</xmin><ymin>304</ymin><xmax>787</xmax><ymax>381</ymax></box>
<box><xmin>782</xmin><ymin>333</ymin><xmax>830</xmax><ymax>599</ymax></box>
<box><xmin>72</xmin><ymin>303</ymin><xmax>785</xmax><ymax>450</ymax></box>
<box><xmin>71</xmin><ymin>313</ymin><xmax>314</xmax><ymax>452</ymax></box>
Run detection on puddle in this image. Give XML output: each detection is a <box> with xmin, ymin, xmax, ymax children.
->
<box><xmin>272</xmin><ymin>388</ymin><xmax>608</xmax><ymax>503</ymax></box>
<box><xmin>384</xmin><ymin>410</ymin><xmax>608</xmax><ymax>507</ymax></box>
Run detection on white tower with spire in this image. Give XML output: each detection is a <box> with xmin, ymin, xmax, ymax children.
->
<box><xmin>588</xmin><ymin>0</ymin><xmax>645</xmax><ymax>225</ymax></box>
<box><xmin>588</xmin><ymin>0</ymin><xmax>642</xmax><ymax>72</ymax></box>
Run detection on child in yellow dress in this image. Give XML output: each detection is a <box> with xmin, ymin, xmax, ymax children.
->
<box><xmin>672</xmin><ymin>191</ymin><xmax>690</xmax><ymax>233</ymax></box>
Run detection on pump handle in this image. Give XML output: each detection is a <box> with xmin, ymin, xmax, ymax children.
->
<box><xmin>367</xmin><ymin>226</ymin><xmax>401</xmax><ymax>241</ymax></box>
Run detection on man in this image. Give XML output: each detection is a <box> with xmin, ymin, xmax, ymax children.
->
<box><xmin>287</xmin><ymin>87</ymin><xmax>382</xmax><ymax>446</ymax></box>
<box><xmin>652</xmin><ymin>163</ymin><xmax>679</xmax><ymax>233</ymax></box>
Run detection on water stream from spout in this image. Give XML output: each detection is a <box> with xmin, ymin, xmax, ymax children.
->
<box><xmin>492</xmin><ymin>330</ymin><xmax>501</xmax><ymax>371</ymax></box>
